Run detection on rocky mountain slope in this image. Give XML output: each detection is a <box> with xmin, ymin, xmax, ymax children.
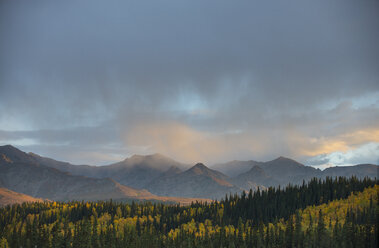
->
<box><xmin>0</xmin><ymin>187</ymin><xmax>44</xmax><ymax>206</ymax></box>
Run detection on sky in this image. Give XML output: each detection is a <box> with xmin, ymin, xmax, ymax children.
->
<box><xmin>0</xmin><ymin>0</ymin><xmax>378</xmax><ymax>168</ymax></box>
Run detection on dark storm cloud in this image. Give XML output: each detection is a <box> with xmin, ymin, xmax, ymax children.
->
<box><xmin>0</xmin><ymin>0</ymin><xmax>378</xmax><ymax>165</ymax></box>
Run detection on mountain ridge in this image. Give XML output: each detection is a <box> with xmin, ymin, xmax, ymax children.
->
<box><xmin>0</xmin><ymin>146</ymin><xmax>210</xmax><ymax>204</ymax></box>
<box><xmin>146</xmin><ymin>163</ymin><xmax>241</xmax><ymax>199</ymax></box>
<box><xmin>1</xmin><ymin>145</ymin><xmax>377</xmax><ymax>201</ymax></box>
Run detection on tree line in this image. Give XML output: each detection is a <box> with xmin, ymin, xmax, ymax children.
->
<box><xmin>0</xmin><ymin>176</ymin><xmax>377</xmax><ymax>248</ymax></box>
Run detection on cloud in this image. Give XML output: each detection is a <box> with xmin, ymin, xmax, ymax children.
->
<box><xmin>122</xmin><ymin>120</ymin><xmax>379</xmax><ymax>165</ymax></box>
<box><xmin>0</xmin><ymin>0</ymin><xmax>378</xmax><ymax>165</ymax></box>
<box><xmin>306</xmin><ymin>142</ymin><xmax>379</xmax><ymax>170</ymax></box>
<box><xmin>294</xmin><ymin>128</ymin><xmax>379</xmax><ymax>157</ymax></box>
<box><xmin>123</xmin><ymin>121</ymin><xmax>271</xmax><ymax>164</ymax></box>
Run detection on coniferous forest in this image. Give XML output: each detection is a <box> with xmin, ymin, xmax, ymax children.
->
<box><xmin>0</xmin><ymin>177</ymin><xmax>377</xmax><ymax>248</ymax></box>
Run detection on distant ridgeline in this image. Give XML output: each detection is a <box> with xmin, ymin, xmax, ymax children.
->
<box><xmin>0</xmin><ymin>176</ymin><xmax>378</xmax><ymax>248</ymax></box>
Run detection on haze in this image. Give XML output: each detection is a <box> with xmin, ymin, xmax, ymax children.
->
<box><xmin>0</xmin><ymin>0</ymin><xmax>378</xmax><ymax>168</ymax></box>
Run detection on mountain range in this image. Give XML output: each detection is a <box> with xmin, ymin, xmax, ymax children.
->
<box><xmin>0</xmin><ymin>145</ymin><xmax>377</xmax><ymax>205</ymax></box>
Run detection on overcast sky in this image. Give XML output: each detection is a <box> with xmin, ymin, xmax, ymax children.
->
<box><xmin>1</xmin><ymin>0</ymin><xmax>378</xmax><ymax>167</ymax></box>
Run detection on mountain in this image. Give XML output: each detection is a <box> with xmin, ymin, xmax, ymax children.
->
<box><xmin>30</xmin><ymin>152</ymin><xmax>187</xmax><ymax>189</ymax></box>
<box><xmin>211</xmin><ymin>157</ymin><xmax>322</xmax><ymax>181</ymax></box>
<box><xmin>232</xmin><ymin>157</ymin><xmax>378</xmax><ymax>190</ymax></box>
<box><xmin>28</xmin><ymin>150</ymin><xmax>239</xmax><ymax>199</ymax></box>
<box><xmin>147</xmin><ymin>163</ymin><xmax>241</xmax><ymax>199</ymax></box>
<box><xmin>105</xmin><ymin>154</ymin><xmax>188</xmax><ymax>188</ymax></box>
<box><xmin>211</xmin><ymin>160</ymin><xmax>263</xmax><ymax>177</ymax></box>
<box><xmin>0</xmin><ymin>148</ymin><xmax>152</xmax><ymax>201</ymax></box>
<box><xmin>233</xmin><ymin>157</ymin><xmax>321</xmax><ymax>189</ymax></box>
<box><xmin>257</xmin><ymin>156</ymin><xmax>322</xmax><ymax>185</ymax></box>
<box><xmin>0</xmin><ymin>145</ymin><xmax>207</xmax><ymax>204</ymax></box>
<box><xmin>0</xmin><ymin>187</ymin><xmax>44</xmax><ymax>206</ymax></box>
<box><xmin>1</xmin><ymin>145</ymin><xmax>377</xmax><ymax>201</ymax></box>
<box><xmin>323</xmin><ymin>164</ymin><xmax>378</xmax><ymax>179</ymax></box>
<box><xmin>231</xmin><ymin>166</ymin><xmax>271</xmax><ymax>190</ymax></box>
<box><xmin>0</xmin><ymin>145</ymin><xmax>36</xmax><ymax>164</ymax></box>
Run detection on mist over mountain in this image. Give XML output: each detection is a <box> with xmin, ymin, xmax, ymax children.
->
<box><xmin>211</xmin><ymin>160</ymin><xmax>263</xmax><ymax>178</ymax></box>
<box><xmin>0</xmin><ymin>145</ymin><xmax>377</xmax><ymax>202</ymax></box>
<box><xmin>0</xmin><ymin>145</ymin><xmax>205</xmax><ymax>204</ymax></box>
<box><xmin>29</xmin><ymin>151</ymin><xmax>188</xmax><ymax>190</ymax></box>
<box><xmin>0</xmin><ymin>146</ymin><xmax>153</xmax><ymax>201</ymax></box>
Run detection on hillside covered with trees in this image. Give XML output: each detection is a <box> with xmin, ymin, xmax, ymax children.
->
<box><xmin>0</xmin><ymin>177</ymin><xmax>377</xmax><ymax>248</ymax></box>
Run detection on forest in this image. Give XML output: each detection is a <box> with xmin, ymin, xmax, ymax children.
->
<box><xmin>0</xmin><ymin>177</ymin><xmax>377</xmax><ymax>248</ymax></box>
